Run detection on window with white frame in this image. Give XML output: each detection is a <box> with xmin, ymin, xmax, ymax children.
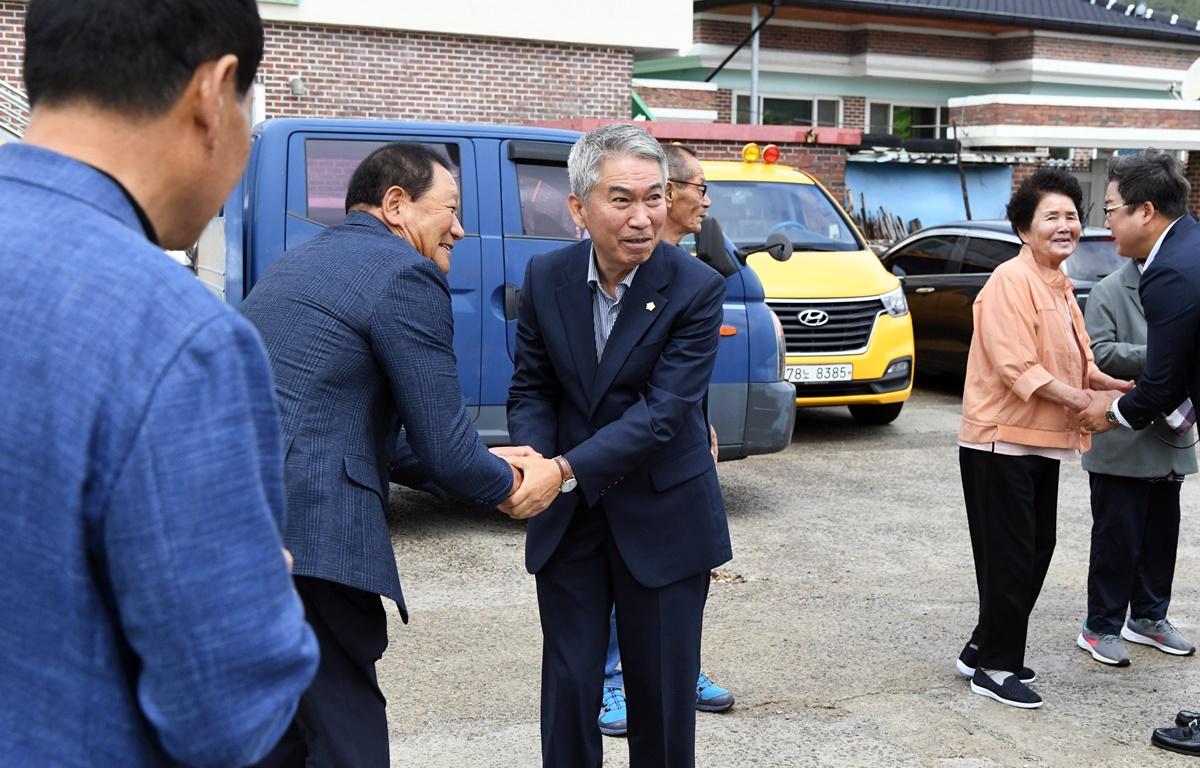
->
<box><xmin>735</xmin><ymin>95</ymin><xmax>840</xmax><ymax>127</ymax></box>
<box><xmin>867</xmin><ymin>103</ymin><xmax>952</xmax><ymax>139</ymax></box>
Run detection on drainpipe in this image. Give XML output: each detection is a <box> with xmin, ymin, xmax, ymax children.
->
<box><xmin>706</xmin><ymin>0</ymin><xmax>779</xmax><ymax>124</ymax></box>
<box><xmin>751</xmin><ymin>4</ymin><xmax>760</xmax><ymax>124</ymax></box>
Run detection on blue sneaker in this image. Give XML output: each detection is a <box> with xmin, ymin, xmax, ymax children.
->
<box><xmin>597</xmin><ymin>686</ymin><xmax>627</xmax><ymax>737</ymax></box>
<box><xmin>696</xmin><ymin>672</ymin><xmax>735</xmax><ymax>712</ymax></box>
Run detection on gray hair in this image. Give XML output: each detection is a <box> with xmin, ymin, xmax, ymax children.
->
<box><xmin>567</xmin><ymin>123</ymin><xmax>668</xmax><ymax>201</ymax></box>
<box><xmin>663</xmin><ymin>142</ymin><xmax>699</xmax><ymax>183</ymax></box>
<box><xmin>1107</xmin><ymin>148</ymin><xmax>1190</xmax><ymax>219</ymax></box>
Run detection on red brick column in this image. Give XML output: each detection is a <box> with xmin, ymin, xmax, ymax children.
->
<box><xmin>843</xmin><ymin>96</ymin><xmax>866</xmax><ymax>132</ymax></box>
<box><xmin>1187</xmin><ymin>153</ymin><xmax>1200</xmax><ymax>218</ymax></box>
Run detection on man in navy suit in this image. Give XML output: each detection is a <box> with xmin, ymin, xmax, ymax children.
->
<box><xmin>507</xmin><ymin>124</ymin><xmax>731</xmax><ymax>767</ymax></box>
<box><xmin>242</xmin><ymin>143</ymin><xmax>555</xmax><ymax>767</ymax></box>
<box><xmin>0</xmin><ymin>1</ymin><xmax>319</xmax><ymax>766</ymax></box>
<box><xmin>1076</xmin><ymin>149</ymin><xmax>1200</xmax><ymax>756</ymax></box>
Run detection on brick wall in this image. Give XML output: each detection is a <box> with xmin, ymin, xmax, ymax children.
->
<box><xmin>716</xmin><ymin>88</ymin><xmax>733</xmax><ymax>124</ymax></box>
<box><xmin>0</xmin><ymin>2</ymin><xmax>21</xmax><ymax>85</ymax></box>
<box><xmin>857</xmin><ymin>28</ymin><xmax>991</xmax><ymax>61</ymax></box>
<box><xmin>694</xmin><ymin>18</ymin><xmax>854</xmax><ymax>55</ymax></box>
<box><xmin>695</xmin><ymin>18</ymin><xmax>1200</xmax><ymax>69</ymax></box>
<box><xmin>1010</xmin><ymin>162</ymin><xmax>1039</xmax><ymax>197</ymax></box>
<box><xmin>1187</xmin><ymin>153</ymin><xmax>1200</xmax><ymax>217</ymax></box>
<box><xmin>1029</xmin><ymin>35</ymin><xmax>1197</xmax><ymax>69</ymax></box>
<box><xmin>0</xmin><ymin>1</ymin><xmax>26</xmax><ymax>137</ymax></box>
<box><xmin>843</xmin><ymin>96</ymin><xmax>866</xmax><ymax>131</ymax></box>
<box><xmin>686</xmin><ymin>140</ymin><xmax>848</xmax><ymax>200</ymax></box>
<box><xmin>990</xmin><ymin>35</ymin><xmax>1034</xmax><ymax>62</ymax></box>
<box><xmin>961</xmin><ymin>103</ymin><xmax>1200</xmax><ymax>130</ymax></box>
<box><xmin>261</xmin><ymin>22</ymin><xmax>631</xmax><ymax>123</ymax></box>
<box><xmin>637</xmin><ymin>85</ymin><xmax>721</xmax><ymax>115</ymax></box>
<box><xmin>0</xmin><ymin>3</ymin><xmax>632</xmax><ymax>127</ymax></box>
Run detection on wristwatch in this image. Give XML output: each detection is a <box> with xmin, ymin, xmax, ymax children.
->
<box><xmin>553</xmin><ymin>455</ymin><xmax>577</xmax><ymax>493</ymax></box>
<box><xmin>1105</xmin><ymin>401</ymin><xmax>1120</xmax><ymax>426</ymax></box>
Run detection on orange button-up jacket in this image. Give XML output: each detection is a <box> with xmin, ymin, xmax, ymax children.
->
<box><xmin>959</xmin><ymin>245</ymin><xmax>1100</xmax><ymax>451</ymax></box>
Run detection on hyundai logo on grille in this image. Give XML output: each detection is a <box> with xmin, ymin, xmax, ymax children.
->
<box><xmin>797</xmin><ymin>309</ymin><xmax>830</xmax><ymax>327</ymax></box>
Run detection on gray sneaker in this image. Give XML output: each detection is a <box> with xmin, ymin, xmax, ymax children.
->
<box><xmin>1122</xmin><ymin>618</ymin><xmax>1197</xmax><ymax>656</ymax></box>
<box><xmin>1077</xmin><ymin>624</ymin><xmax>1131</xmax><ymax>666</ymax></box>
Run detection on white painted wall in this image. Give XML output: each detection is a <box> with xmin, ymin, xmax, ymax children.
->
<box><xmin>256</xmin><ymin>0</ymin><xmax>692</xmax><ymax>52</ymax></box>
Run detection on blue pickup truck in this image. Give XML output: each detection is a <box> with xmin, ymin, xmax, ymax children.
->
<box><xmin>198</xmin><ymin>119</ymin><xmax>794</xmax><ymax>460</ymax></box>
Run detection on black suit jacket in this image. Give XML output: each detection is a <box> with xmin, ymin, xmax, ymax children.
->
<box><xmin>1118</xmin><ymin>215</ymin><xmax>1200</xmax><ymax>430</ymax></box>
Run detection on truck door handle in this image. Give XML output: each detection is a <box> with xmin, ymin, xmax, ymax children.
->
<box><xmin>914</xmin><ymin>287</ymin><xmax>935</xmax><ymax>294</ymax></box>
<box><xmin>504</xmin><ymin>284</ymin><xmax>521</xmax><ymax>321</ymax></box>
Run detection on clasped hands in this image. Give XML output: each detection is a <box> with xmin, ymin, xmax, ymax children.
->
<box><xmin>1071</xmin><ymin>374</ymin><xmax>1135</xmax><ymax>434</ymax></box>
<box><xmin>489</xmin><ymin>446</ymin><xmax>562</xmax><ymax>520</ymax></box>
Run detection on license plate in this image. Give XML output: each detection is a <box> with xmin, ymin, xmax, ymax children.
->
<box><xmin>785</xmin><ymin>364</ymin><xmax>853</xmax><ymax>383</ymax></box>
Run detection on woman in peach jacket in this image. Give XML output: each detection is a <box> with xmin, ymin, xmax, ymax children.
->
<box><xmin>955</xmin><ymin>168</ymin><xmax>1132</xmax><ymax>711</ymax></box>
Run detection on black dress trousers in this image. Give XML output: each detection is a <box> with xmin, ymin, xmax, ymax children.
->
<box><xmin>252</xmin><ymin>575</ymin><xmax>390</xmax><ymax>768</ymax></box>
<box><xmin>536</xmin><ymin>502</ymin><xmax>709</xmax><ymax>768</ymax></box>
<box><xmin>960</xmin><ymin>447</ymin><xmax>1059</xmax><ymax>673</ymax></box>
<box><xmin>1086</xmin><ymin>472</ymin><xmax>1182</xmax><ymax>636</ymax></box>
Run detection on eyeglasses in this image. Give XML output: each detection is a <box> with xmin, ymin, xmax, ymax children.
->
<box><xmin>1102</xmin><ymin>201</ymin><xmax>1135</xmax><ymax>218</ymax></box>
<box><xmin>670</xmin><ymin>179</ymin><xmax>708</xmax><ymax>197</ymax></box>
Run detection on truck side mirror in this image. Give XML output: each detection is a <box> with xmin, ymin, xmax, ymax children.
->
<box><xmin>695</xmin><ymin>217</ymin><xmax>741</xmax><ymax>278</ymax></box>
<box><xmin>764</xmin><ymin>232</ymin><xmax>793</xmax><ymax>262</ymax></box>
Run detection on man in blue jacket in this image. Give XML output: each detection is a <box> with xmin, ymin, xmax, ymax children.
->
<box><xmin>507</xmin><ymin>124</ymin><xmax>731</xmax><ymax>767</ymax></box>
<box><xmin>0</xmin><ymin>1</ymin><xmax>319</xmax><ymax>766</ymax></box>
<box><xmin>242</xmin><ymin>142</ymin><xmax>556</xmax><ymax>767</ymax></box>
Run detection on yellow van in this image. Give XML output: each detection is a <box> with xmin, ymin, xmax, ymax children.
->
<box><xmin>703</xmin><ymin>145</ymin><xmax>914</xmax><ymax>425</ymax></box>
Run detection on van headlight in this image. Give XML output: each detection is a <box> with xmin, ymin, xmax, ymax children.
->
<box><xmin>880</xmin><ymin>286</ymin><xmax>908</xmax><ymax>318</ymax></box>
<box><xmin>770</xmin><ymin>309</ymin><xmax>787</xmax><ymax>381</ymax></box>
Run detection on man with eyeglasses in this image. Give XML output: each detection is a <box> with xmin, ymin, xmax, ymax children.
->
<box><xmin>1076</xmin><ymin>148</ymin><xmax>1200</xmax><ymax>757</ymax></box>
<box><xmin>596</xmin><ymin>142</ymin><xmax>736</xmax><ymax>740</ymax></box>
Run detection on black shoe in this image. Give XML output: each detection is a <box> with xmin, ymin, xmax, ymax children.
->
<box><xmin>1153</xmin><ymin>724</ymin><xmax>1200</xmax><ymax>755</ymax></box>
<box><xmin>957</xmin><ymin>641</ymin><xmax>1037</xmax><ymax>683</ymax></box>
<box><xmin>1176</xmin><ymin>709</ymin><xmax>1200</xmax><ymax>728</ymax></box>
<box><xmin>969</xmin><ymin>668</ymin><xmax>1043</xmax><ymax>709</ymax></box>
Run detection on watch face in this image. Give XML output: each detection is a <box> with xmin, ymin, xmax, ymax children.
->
<box><xmin>561</xmin><ymin>477</ymin><xmax>578</xmax><ymax>493</ymax></box>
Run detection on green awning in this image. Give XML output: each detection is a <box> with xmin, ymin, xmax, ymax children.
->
<box><xmin>631</xmin><ymin>90</ymin><xmax>655</xmax><ymax>121</ymax></box>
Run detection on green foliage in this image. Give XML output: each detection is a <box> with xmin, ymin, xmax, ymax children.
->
<box><xmin>1155</xmin><ymin>0</ymin><xmax>1200</xmax><ymax>19</ymax></box>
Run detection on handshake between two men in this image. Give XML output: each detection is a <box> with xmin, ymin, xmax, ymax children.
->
<box><xmin>489</xmin><ymin>446</ymin><xmax>566</xmax><ymax>520</ymax></box>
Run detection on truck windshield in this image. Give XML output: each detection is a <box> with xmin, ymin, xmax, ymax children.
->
<box><xmin>707</xmin><ymin>181</ymin><xmax>863</xmax><ymax>252</ymax></box>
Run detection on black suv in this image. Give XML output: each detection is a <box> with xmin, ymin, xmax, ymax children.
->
<box><xmin>880</xmin><ymin>220</ymin><xmax>1122</xmax><ymax>377</ymax></box>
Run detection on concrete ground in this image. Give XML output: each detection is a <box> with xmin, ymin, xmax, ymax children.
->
<box><xmin>379</xmin><ymin>383</ymin><xmax>1200</xmax><ymax>767</ymax></box>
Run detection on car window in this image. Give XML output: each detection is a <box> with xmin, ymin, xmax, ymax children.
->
<box><xmin>889</xmin><ymin>235</ymin><xmax>959</xmax><ymax>276</ymax></box>
<box><xmin>706</xmin><ymin>180</ymin><xmax>862</xmax><ymax>252</ymax></box>
<box><xmin>1065</xmin><ymin>237</ymin><xmax>1122</xmax><ymax>281</ymax></box>
<box><xmin>514</xmin><ymin>161</ymin><xmax>580</xmax><ymax>240</ymax></box>
<box><xmin>960</xmin><ymin>237</ymin><xmax>1020</xmax><ymax>275</ymax></box>
<box><xmin>303</xmin><ymin>139</ymin><xmax>464</xmax><ymax>227</ymax></box>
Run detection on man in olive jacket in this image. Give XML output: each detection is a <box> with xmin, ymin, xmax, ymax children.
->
<box><xmin>1078</xmin><ymin>255</ymin><xmax>1197</xmax><ymax>667</ymax></box>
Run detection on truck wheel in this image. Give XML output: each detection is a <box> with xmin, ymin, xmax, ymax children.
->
<box><xmin>848</xmin><ymin>403</ymin><xmax>903</xmax><ymax>425</ymax></box>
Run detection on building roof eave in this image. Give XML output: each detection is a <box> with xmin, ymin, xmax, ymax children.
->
<box><xmin>692</xmin><ymin>0</ymin><xmax>1200</xmax><ymax>47</ymax></box>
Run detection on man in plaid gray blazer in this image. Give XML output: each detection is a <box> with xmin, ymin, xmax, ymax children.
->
<box><xmin>243</xmin><ymin>143</ymin><xmax>535</xmax><ymax>767</ymax></box>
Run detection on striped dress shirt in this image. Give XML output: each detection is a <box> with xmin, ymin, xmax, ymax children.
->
<box><xmin>586</xmin><ymin>245</ymin><xmax>640</xmax><ymax>361</ymax></box>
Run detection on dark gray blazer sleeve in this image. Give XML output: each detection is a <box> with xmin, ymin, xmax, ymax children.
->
<box><xmin>1084</xmin><ymin>274</ymin><xmax>1145</xmax><ymax>378</ymax></box>
<box><xmin>369</xmin><ymin>259</ymin><xmax>513</xmax><ymax>505</ymax></box>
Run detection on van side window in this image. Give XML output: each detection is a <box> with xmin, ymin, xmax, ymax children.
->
<box><xmin>960</xmin><ymin>237</ymin><xmax>1020</xmax><ymax>274</ymax></box>
<box><xmin>514</xmin><ymin>162</ymin><xmax>580</xmax><ymax>240</ymax></box>
<box><xmin>304</xmin><ymin>139</ymin><xmax>464</xmax><ymax>227</ymax></box>
<box><xmin>890</xmin><ymin>235</ymin><xmax>958</xmax><ymax>276</ymax></box>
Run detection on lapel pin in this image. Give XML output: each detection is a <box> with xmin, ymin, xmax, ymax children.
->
<box><xmin>645</xmin><ymin>301</ymin><xmax>656</xmax><ymax>312</ymax></box>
